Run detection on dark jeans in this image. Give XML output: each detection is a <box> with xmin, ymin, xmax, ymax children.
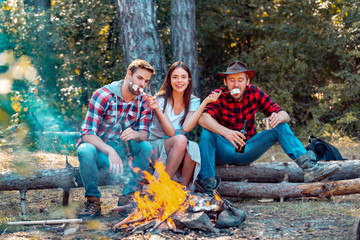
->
<box><xmin>198</xmin><ymin>123</ymin><xmax>307</xmax><ymax>180</ymax></box>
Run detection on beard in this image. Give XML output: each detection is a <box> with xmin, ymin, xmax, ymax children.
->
<box><xmin>128</xmin><ymin>79</ymin><xmax>140</xmax><ymax>95</ymax></box>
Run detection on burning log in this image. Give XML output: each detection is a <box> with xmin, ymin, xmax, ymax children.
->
<box><xmin>215</xmin><ymin>160</ymin><xmax>360</xmax><ymax>183</ymax></box>
<box><xmin>217</xmin><ymin>178</ymin><xmax>360</xmax><ymax>199</ymax></box>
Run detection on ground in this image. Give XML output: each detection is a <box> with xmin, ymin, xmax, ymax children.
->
<box><xmin>0</xmin><ymin>140</ymin><xmax>360</xmax><ymax>239</ymax></box>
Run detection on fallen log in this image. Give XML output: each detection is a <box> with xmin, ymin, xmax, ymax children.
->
<box><xmin>0</xmin><ymin>166</ymin><xmax>125</xmax><ymax>191</ymax></box>
<box><xmin>218</xmin><ymin>178</ymin><xmax>360</xmax><ymax>199</ymax></box>
<box><xmin>1</xmin><ymin>161</ymin><xmax>358</xmax><ymax>192</ymax></box>
<box><xmin>0</xmin><ymin>162</ymin><xmax>126</xmax><ymax>214</ymax></box>
<box><xmin>215</xmin><ymin>160</ymin><xmax>360</xmax><ymax>182</ymax></box>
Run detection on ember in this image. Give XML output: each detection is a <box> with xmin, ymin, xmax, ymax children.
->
<box><xmin>113</xmin><ymin>161</ymin><xmax>246</xmax><ymax>232</ymax></box>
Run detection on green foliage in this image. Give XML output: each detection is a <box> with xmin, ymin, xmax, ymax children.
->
<box><xmin>197</xmin><ymin>0</ymin><xmax>360</xmax><ymax>140</ymax></box>
<box><xmin>2</xmin><ymin>0</ymin><xmax>124</xmax><ymax>132</ymax></box>
<box><xmin>1</xmin><ymin>0</ymin><xmax>359</xmax><ymax>153</ymax></box>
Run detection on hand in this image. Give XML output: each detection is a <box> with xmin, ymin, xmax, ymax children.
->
<box><xmin>204</xmin><ymin>91</ymin><xmax>222</xmax><ymax>105</ymax></box>
<box><xmin>269</xmin><ymin>112</ymin><xmax>284</xmax><ymax>128</ymax></box>
<box><xmin>108</xmin><ymin>149</ymin><xmax>124</xmax><ymax>175</ymax></box>
<box><xmin>147</xmin><ymin>95</ymin><xmax>160</xmax><ymax>111</ymax></box>
<box><xmin>223</xmin><ymin>128</ymin><xmax>246</xmax><ymax>149</ymax></box>
<box><xmin>120</xmin><ymin>127</ymin><xmax>139</xmax><ymax>141</ymax></box>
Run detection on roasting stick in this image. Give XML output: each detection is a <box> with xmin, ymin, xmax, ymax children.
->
<box><xmin>7</xmin><ymin>219</ymin><xmax>83</xmax><ymax>225</ymax></box>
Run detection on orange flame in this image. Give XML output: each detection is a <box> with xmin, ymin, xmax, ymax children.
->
<box><xmin>128</xmin><ymin>161</ymin><xmax>189</xmax><ymax>224</ymax></box>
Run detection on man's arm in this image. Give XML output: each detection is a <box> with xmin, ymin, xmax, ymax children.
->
<box><xmin>82</xmin><ymin>134</ymin><xmax>123</xmax><ymax>175</ymax></box>
<box><xmin>198</xmin><ymin>113</ymin><xmax>246</xmax><ymax>149</ymax></box>
<box><xmin>120</xmin><ymin>129</ymin><xmax>149</xmax><ymax>142</ymax></box>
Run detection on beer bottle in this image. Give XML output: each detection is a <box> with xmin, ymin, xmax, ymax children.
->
<box><xmin>236</xmin><ymin>119</ymin><xmax>248</xmax><ymax>153</ymax></box>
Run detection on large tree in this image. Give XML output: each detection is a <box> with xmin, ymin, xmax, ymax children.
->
<box><xmin>114</xmin><ymin>0</ymin><xmax>167</xmax><ymax>94</ymax></box>
<box><xmin>171</xmin><ymin>0</ymin><xmax>199</xmax><ymax>95</ymax></box>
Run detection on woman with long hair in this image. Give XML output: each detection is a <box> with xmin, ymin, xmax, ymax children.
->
<box><xmin>147</xmin><ymin>61</ymin><xmax>220</xmax><ymax>190</ymax></box>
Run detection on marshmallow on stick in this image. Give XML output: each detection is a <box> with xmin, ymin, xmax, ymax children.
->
<box><xmin>230</xmin><ymin>88</ymin><xmax>240</xmax><ymax>95</ymax></box>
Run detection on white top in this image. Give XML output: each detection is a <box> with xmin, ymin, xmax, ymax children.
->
<box><xmin>149</xmin><ymin>95</ymin><xmax>200</xmax><ymax>140</ymax></box>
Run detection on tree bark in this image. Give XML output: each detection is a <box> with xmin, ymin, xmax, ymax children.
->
<box><xmin>215</xmin><ymin>161</ymin><xmax>360</xmax><ymax>183</ymax></box>
<box><xmin>0</xmin><ymin>167</ymin><xmax>124</xmax><ymax>191</ymax></box>
<box><xmin>218</xmin><ymin>178</ymin><xmax>360</xmax><ymax>199</ymax></box>
<box><xmin>115</xmin><ymin>0</ymin><xmax>167</xmax><ymax>94</ymax></box>
<box><xmin>171</xmin><ymin>0</ymin><xmax>199</xmax><ymax>95</ymax></box>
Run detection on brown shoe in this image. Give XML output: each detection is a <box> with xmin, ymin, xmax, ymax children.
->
<box><xmin>78</xmin><ymin>196</ymin><xmax>101</xmax><ymax>219</ymax></box>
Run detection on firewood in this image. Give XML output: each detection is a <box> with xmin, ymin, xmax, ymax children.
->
<box><xmin>111</xmin><ymin>204</ymin><xmax>133</xmax><ymax>213</ymax></box>
<box><xmin>215</xmin><ymin>160</ymin><xmax>360</xmax><ymax>183</ymax></box>
<box><xmin>149</xmin><ymin>197</ymin><xmax>188</xmax><ymax>232</ymax></box>
<box><xmin>217</xmin><ymin>178</ymin><xmax>360</xmax><ymax>199</ymax></box>
<box><xmin>113</xmin><ymin>212</ymin><xmax>138</xmax><ymax>229</ymax></box>
<box><xmin>131</xmin><ymin>220</ymin><xmax>156</xmax><ymax>233</ymax></box>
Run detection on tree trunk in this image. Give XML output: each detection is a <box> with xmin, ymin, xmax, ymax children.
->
<box><xmin>218</xmin><ymin>178</ymin><xmax>360</xmax><ymax>199</ymax></box>
<box><xmin>115</xmin><ymin>0</ymin><xmax>167</xmax><ymax>94</ymax></box>
<box><xmin>171</xmin><ymin>0</ymin><xmax>199</xmax><ymax>95</ymax></box>
<box><xmin>215</xmin><ymin>161</ymin><xmax>360</xmax><ymax>183</ymax></box>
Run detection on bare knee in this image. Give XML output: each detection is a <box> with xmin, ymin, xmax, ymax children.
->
<box><xmin>173</xmin><ymin>135</ymin><xmax>188</xmax><ymax>150</ymax></box>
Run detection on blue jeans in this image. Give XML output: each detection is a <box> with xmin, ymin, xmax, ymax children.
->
<box><xmin>77</xmin><ymin>140</ymin><xmax>152</xmax><ymax>197</ymax></box>
<box><xmin>198</xmin><ymin>123</ymin><xmax>307</xmax><ymax>180</ymax></box>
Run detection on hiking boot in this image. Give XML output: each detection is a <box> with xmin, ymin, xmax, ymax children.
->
<box><xmin>78</xmin><ymin>196</ymin><xmax>101</xmax><ymax>219</ymax></box>
<box><xmin>197</xmin><ymin>177</ymin><xmax>221</xmax><ymax>196</ymax></box>
<box><xmin>295</xmin><ymin>150</ymin><xmax>341</xmax><ymax>182</ymax></box>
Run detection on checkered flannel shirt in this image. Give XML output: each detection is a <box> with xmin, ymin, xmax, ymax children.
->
<box><xmin>76</xmin><ymin>87</ymin><xmax>152</xmax><ymax>148</ymax></box>
<box><xmin>204</xmin><ymin>84</ymin><xmax>283</xmax><ymax>140</ymax></box>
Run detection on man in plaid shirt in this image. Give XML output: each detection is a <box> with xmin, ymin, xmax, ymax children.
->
<box><xmin>76</xmin><ymin>59</ymin><xmax>155</xmax><ymax>218</ymax></box>
<box><xmin>197</xmin><ymin>60</ymin><xmax>340</xmax><ymax>194</ymax></box>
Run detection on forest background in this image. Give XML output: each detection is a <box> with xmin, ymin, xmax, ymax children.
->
<box><xmin>0</xmin><ymin>0</ymin><xmax>359</xmax><ymax>154</ymax></box>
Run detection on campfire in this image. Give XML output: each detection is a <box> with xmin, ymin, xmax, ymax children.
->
<box><xmin>112</xmin><ymin>161</ymin><xmax>246</xmax><ymax>233</ymax></box>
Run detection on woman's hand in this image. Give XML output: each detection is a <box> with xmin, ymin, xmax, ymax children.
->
<box><xmin>203</xmin><ymin>91</ymin><xmax>222</xmax><ymax>105</ymax></box>
<box><xmin>147</xmin><ymin>95</ymin><xmax>160</xmax><ymax>111</ymax></box>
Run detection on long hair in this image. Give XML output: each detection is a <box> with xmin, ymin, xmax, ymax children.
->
<box><xmin>156</xmin><ymin>61</ymin><xmax>194</xmax><ymax>125</ymax></box>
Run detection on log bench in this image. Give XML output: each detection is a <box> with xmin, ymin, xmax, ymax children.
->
<box><xmin>1</xmin><ymin>159</ymin><xmax>360</xmax><ymax>214</ymax></box>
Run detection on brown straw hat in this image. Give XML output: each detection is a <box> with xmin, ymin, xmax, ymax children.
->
<box><xmin>218</xmin><ymin>61</ymin><xmax>255</xmax><ymax>80</ymax></box>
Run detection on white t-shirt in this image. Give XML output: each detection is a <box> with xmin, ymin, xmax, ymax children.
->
<box><xmin>149</xmin><ymin>95</ymin><xmax>200</xmax><ymax>140</ymax></box>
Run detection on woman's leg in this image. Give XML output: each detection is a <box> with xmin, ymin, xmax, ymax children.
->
<box><xmin>164</xmin><ymin>135</ymin><xmax>188</xmax><ymax>179</ymax></box>
<box><xmin>180</xmin><ymin>150</ymin><xmax>196</xmax><ymax>186</ymax></box>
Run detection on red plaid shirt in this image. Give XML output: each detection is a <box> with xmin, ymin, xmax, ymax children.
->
<box><xmin>204</xmin><ymin>84</ymin><xmax>283</xmax><ymax>140</ymax></box>
<box><xmin>76</xmin><ymin>83</ymin><xmax>152</xmax><ymax>148</ymax></box>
